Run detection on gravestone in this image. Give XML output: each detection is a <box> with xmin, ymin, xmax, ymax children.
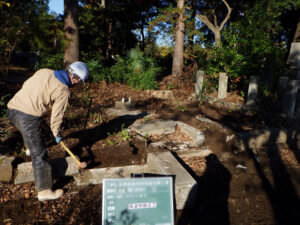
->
<box><xmin>195</xmin><ymin>70</ymin><xmax>204</xmax><ymax>97</ymax></box>
<box><xmin>282</xmin><ymin>80</ymin><xmax>299</xmax><ymax>116</ymax></box>
<box><xmin>247</xmin><ymin>76</ymin><xmax>260</xmax><ymax>106</ymax></box>
<box><xmin>217</xmin><ymin>72</ymin><xmax>228</xmax><ymax>99</ymax></box>
<box><xmin>288</xmin><ymin>42</ymin><xmax>300</xmax><ymax>70</ymax></box>
<box><xmin>102</xmin><ymin>177</ymin><xmax>174</xmax><ymax>225</ymax></box>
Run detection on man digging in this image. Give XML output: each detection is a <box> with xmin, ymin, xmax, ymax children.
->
<box><xmin>6</xmin><ymin>62</ymin><xmax>89</xmax><ymax>201</ymax></box>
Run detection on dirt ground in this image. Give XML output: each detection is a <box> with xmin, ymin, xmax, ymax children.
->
<box><xmin>0</xmin><ymin>70</ymin><xmax>300</xmax><ymax>225</ymax></box>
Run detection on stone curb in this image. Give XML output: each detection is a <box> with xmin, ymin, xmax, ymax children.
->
<box><xmin>74</xmin><ymin>152</ymin><xmax>197</xmax><ymax>210</ymax></box>
<box><xmin>176</xmin><ymin>121</ymin><xmax>205</xmax><ymax>146</ymax></box>
<box><xmin>14</xmin><ymin>156</ymin><xmax>79</xmax><ymax>185</ymax></box>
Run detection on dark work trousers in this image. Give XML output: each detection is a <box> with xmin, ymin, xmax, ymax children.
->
<box><xmin>7</xmin><ymin>109</ymin><xmax>52</xmax><ymax>191</ymax></box>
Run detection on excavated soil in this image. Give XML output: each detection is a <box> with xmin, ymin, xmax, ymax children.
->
<box><xmin>0</xmin><ymin>72</ymin><xmax>300</xmax><ymax>225</ymax></box>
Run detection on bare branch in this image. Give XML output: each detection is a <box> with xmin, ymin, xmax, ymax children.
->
<box><xmin>213</xmin><ymin>10</ymin><xmax>218</xmax><ymax>27</ymax></box>
<box><xmin>219</xmin><ymin>0</ymin><xmax>232</xmax><ymax>31</ymax></box>
<box><xmin>196</xmin><ymin>13</ymin><xmax>216</xmax><ymax>33</ymax></box>
<box><xmin>95</xmin><ymin>0</ymin><xmax>105</xmax><ymax>8</ymax></box>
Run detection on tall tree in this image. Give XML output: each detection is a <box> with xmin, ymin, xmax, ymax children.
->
<box><xmin>0</xmin><ymin>0</ymin><xmax>50</xmax><ymax>66</ymax></box>
<box><xmin>193</xmin><ymin>0</ymin><xmax>231</xmax><ymax>47</ymax></box>
<box><xmin>64</xmin><ymin>0</ymin><xmax>79</xmax><ymax>65</ymax></box>
<box><xmin>172</xmin><ymin>0</ymin><xmax>185</xmax><ymax>77</ymax></box>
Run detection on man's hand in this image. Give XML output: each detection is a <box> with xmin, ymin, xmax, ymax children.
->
<box><xmin>55</xmin><ymin>136</ymin><xmax>62</xmax><ymax>144</ymax></box>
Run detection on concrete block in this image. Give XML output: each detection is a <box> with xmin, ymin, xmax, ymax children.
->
<box><xmin>130</xmin><ymin>119</ymin><xmax>177</xmax><ymax>136</ymax></box>
<box><xmin>0</xmin><ymin>156</ymin><xmax>15</xmax><ymax>183</ymax></box>
<box><xmin>105</xmin><ymin>108</ymin><xmax>147</xmax><ymax>119</ymax></box>
<box><xmin>177</xmin><ymin>121</ymin><xmax>205</xmax><ymax>146</ymax></box>
<box><xmin>74</xmin><ymin>152</ymin><xmax>197</xmax><ymax>210</ymax></box>
<box><xmin>147</xmin><ymin>152</ymin><xmax>197</xmax><ymax>210</ymax></box>
<box><xmin>73</xmin><ymin>164</ymin><xmax>149</xmax><ymax>186</ymax></box>
<box><xmin>115</xmin><ymin>100</ymin><xmax>135</xmax><ymax>110</ymax></box>
<box><xmin>14</xmin><ymin>157</ymin><xmax>79</xmax><ymax>185</ymax></box>
<box><xmin>151</xmin><ymin>90</ymin><xmax>175</xmax><ymax>100</ymax></box>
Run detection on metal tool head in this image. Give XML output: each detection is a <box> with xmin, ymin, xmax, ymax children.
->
<box><xmin>79</xmin><ymin>162</ymin><xmax>87</xmax><ymax>169</ymax></box>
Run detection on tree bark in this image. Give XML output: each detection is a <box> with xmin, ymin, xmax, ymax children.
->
<box><xmin>172</xmin><ymin>0</ymin><xmax>185</xmax><ymax>78</ymax></box>
<box><xmin>106</xmin><ymin>21</ymin><xmax>113</xmax><ymax>60</ymax></box>
<box><xmin>64</xmin><ymin>0</ymin><xmax>79</xmax><ymax>66</ymax></box>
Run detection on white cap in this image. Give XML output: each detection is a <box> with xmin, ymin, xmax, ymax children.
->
<box><xmin>68</xmin><ymin>61</ymin><xmax>89</xmax><ymax>83</ymax></box>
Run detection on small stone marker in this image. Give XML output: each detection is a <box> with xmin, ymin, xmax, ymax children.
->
<box><xmin>247</xmin><ymin>76</ymin><xmax>260</xmax><ymax>106</ymax></box>
<box><xmin>195</xmin><ymin>70</ymin><xmax>204</xmax><ymax>97</ymax></box>
<box><xmin>217</xmin><ymin>72</ymin><xmax>228</xmax><ymax>99</ymax></box>
<box><xmin>0</xmin><ymin>156</ymin><xmax>15</xmax><ymax>182</ymax></box>
<box><xmin>102</xmin><ymin>177</ymin><xmax>174</xmax><ymax>225</ymax></box>
<box><xmin>115</xmin><ymin>98</ymin><xmax>135</xmax><ymax>110</ymax></box>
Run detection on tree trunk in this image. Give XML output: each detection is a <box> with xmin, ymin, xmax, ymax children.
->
<box><xmin>64</xmin><ymin>0</ymin><xmax>79</xmax><ymax>66</ymax></box>
<box><xmin>172</xmin><ymin>0</ymin><xmax>185</xmax><ymax>78</ymax></box>
<box><xmin>106</xmin><ymin>21</ymin><xmax>113</xmax><ymax>60</ymax></box>
<box><xmin>215</xmin><ymin>29</ymin><xmax>221</xmax><ymax>47</ymax></box>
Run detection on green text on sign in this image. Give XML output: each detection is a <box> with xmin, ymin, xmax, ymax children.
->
<box><xmin>102</xmin><ymin>177</ymin><xmax>174</xmax><ymax>225</ymax></box>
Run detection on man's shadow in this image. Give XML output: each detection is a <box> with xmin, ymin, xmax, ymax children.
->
<box><xmin>177</xmin><ymin>154</ymin><xmax>231</xmax><ymax>225</ymax></box>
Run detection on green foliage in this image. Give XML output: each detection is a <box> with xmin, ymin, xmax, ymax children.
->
<box><xmin>124</xmin><ymin>49</ymin><xmax>160</xmax><ymax>90</ymax></box>
<box><xmin>85</xmin><ymin>60</ymin><xmax>107</xmax><ymax>83</ymax></box>
<box><xmin>109</xmin><ymin>49</ymin><xmax>160</xmax><ymax>90</ymax></box>
<box><xmin>109</xmin><ymin>57</ymin><xmax>128</xmax><ymax>83</ymax></box>
<box><xmin>83</xmin><ymin>49</ymin><xmax>160</xmax><ymax>90</ymax></box>
<box><xmin>118</xmin><ymin>124</ymin><xmax>131</xmax><ymax>142</ymax></box>
<box><xmin>0</xmin><ymin>0</ymin><xmax>63</xmax><ymax>62</ymax></box>
<box><xmin>34</xmin><ymin>53</ymin><xmax>64</xmax><ymax>70</ymax></box>
<box><xmin>197</xmin><ymin>0</ymin><xmax>291</xmax><ymax>93</ymax></box>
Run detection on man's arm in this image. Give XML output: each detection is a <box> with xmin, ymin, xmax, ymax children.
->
<box><xmin>50</xmin><ymin>89</ymin><xmax>70</xmax><ymax>138</ymax></box>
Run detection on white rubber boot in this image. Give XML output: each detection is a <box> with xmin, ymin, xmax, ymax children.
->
<box><xmin>37</xmin><ymin>189</ymin><xmax>63</xmax><ymax>201</ymax></box>
<box><xmin>25</xmin><ymin>149</ymin><xmax>31</xmax><ymax>156</ymax></box>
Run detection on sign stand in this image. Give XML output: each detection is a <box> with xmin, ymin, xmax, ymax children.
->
<box><xmin>102</xmin><ymin>176</ymin><xmax>174</xmax><ymax>225</ymax></box>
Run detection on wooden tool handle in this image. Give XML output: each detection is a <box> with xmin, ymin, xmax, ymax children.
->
<box><xmin>60</xmin><ymin>141</ymin><xmax>81</xmax><ymax>166</ymax></box>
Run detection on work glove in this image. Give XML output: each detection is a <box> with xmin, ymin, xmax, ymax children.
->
<box><xmin>55</xmin><ymin>136</ymin><xmax>62</xmax><ymax>144</ymax></box>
